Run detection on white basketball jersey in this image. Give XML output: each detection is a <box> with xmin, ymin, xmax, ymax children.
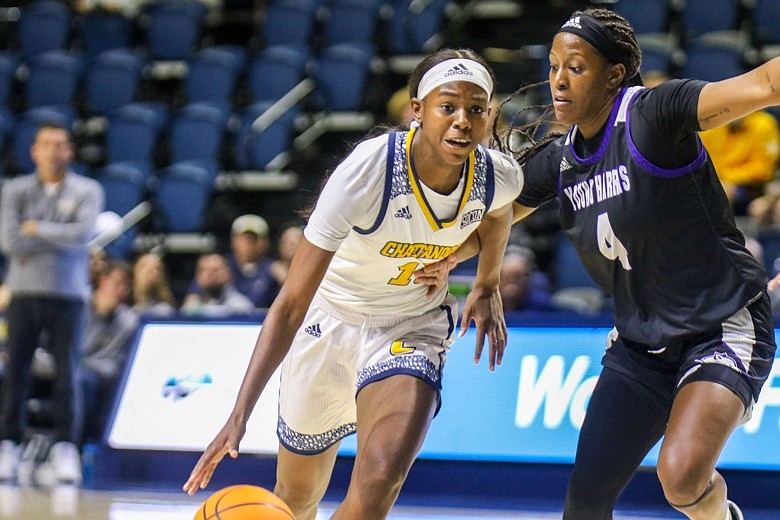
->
<box><xmin>305</xmin><ymin>128</ymin><xmax>522</xmax><ymax>315</ymax></box>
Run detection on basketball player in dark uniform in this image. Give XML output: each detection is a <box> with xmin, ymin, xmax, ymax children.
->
<box><xmin>429</xmin><ymin>7</ymin><xmax>780</xmax><ymax>520</ymax></box>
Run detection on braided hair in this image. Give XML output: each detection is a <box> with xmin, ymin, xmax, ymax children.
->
<box><xmin>500</xmin><ymin>7</ymin><xmax>644</xmax><ymax>165</ymax></box>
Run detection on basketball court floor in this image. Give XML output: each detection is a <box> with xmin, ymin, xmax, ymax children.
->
<box><xmin>1</xmin><ymin>485</ymin><xmax>779</xmax><ymax>520</ymax></box>
<box><xmin>0</xmin><ymin>486</ymin><xmax>651</xmax><ymax>519</ymax></box>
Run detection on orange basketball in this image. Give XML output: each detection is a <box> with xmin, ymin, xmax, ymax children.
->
<box><xmin>194</xmin><ymin>484</ymin><xmax>294</xmax><ymax>520</ymax></box>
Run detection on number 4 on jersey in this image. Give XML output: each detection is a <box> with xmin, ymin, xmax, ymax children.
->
<box><xmin>597</xmin><ymin>212</ymin><xmax>632</xmax><ymax>270</ymax></box>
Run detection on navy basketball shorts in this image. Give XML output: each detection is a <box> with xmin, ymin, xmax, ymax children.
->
<box><xmin>276</xmin><ymin>293</ymin><xmax>457</xmax><ymax>455</ymax></box>
<box><xmin>602</xmin><ymin>292</ymin><xmax>776</xmax><ymax>422</ymax></box>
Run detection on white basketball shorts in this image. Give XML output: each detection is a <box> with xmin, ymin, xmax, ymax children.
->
<box><xmin>277</xmin><ymin>292</ymin><xmax>457</xmax><ymax>454</ymax></box>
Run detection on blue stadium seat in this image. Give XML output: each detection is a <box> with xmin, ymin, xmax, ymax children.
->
<box><xmin>0</xmin><ymin>106</ymin><xmax>15</xmax><ymax>178</ymax></box>
<box><xmin>614</xmin><ymin>0</ymin><xmax>672</xmax><ymax>36</ymax></box>
<box><xmin>11</xmin><ymin>106</ymin><xmax>74</xmax><ymax>174</ymax></box>
<box><xmin>153</xmin><ymin>161</ymin><xmax>214</xmax><ymax>232</ymax></box>
<box><xmin>145</xmin><ymin>0</ymin><xmax>208</xmax><ymax>61</ymax></box>
<box><xmin>682</xmin><ymin>0</ymin><xmax>742</xmax><ymax>41</ymax></box>
<box><xmin>552</xmin><ymin>234</ymin><xmax>599</xmax><ymax>291</ymax></box>
<box><xmin>24</xmin><ymin>50</ymin><xmax>83</xmax><ymax>110</ymax></box>
<box><xmin>311</xmin><ymin>43</ymin><xmax>373</xmax><ymax>111</ymax></box>
<box><xmin>248</xmin><ymin>44</ymin><xmax>309</xmax><ymax>103</ymax></box>
<box><xmin>94</xmin><ymin>161</ymin><xmax>149</xmax><ymax>217</ymax></box>
<box><xmin>682</xmin><ymin>36</ymin><xmax>747</xmax><ymax>82</ymax></box>
<box><xmin>105</xmin><ymin>103</ymin><xmax>167</xmax><ymax>171</ymax></box>
<box><xmin>77</xmin><ymin>9</ymin><xmax>133</xmax><ymax>57</ymax></box>
<box><xmin>753</xmin><ymin>0</ymin><xmax>780</xmax><ymax>54</ymax></box>
<box><xmin>84</xmin><ymin>49</ymin><xmax>145</xmax><ymax>117</ymax></box>
<box><xmin>18</xmin><ymin>0</ymin><xmax>71</xmax><ymax>59</ymax></box>
<box><xmin>0</xmin><ymin>52</ymin><xmax>18</xmax><ymax>107</ymax></box>
<box><xmin>169</xmin><ymin>102</ymin><xmax>228</xmax><ymax>169</ymax></box>
<box><xmin>639</xmin><ymin>39</ymin><xmax>681</xmax><ymax>76</ymax></box>
<box><xmin>262</xmin><ymin>0</ymin><xmax>319</xmax><ymax>47</ymax></box>
<box><xmin>322</xmin><ymin>0</ymin><xmax>382</xmax><ymax>45</ymax></box>
<box><xmin>387</xmin><ymin>0</ymin><xmax>448</xmax><ymax>54</ymax></box>
<box><xmin>234</xmin><ymin>101</ymin><xmax>299</xmax><ymax>170</ymax></box>
<box><xmin>184</xmin><ymin>47</ymin><xmax>244</xmax><ymax>107</ymax></box>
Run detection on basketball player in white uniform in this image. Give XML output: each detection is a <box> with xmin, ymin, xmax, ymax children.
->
<box><xmin>184</xmin><ymin>48</ymin><xmax>522</xmax><ymax>520</ymax></box>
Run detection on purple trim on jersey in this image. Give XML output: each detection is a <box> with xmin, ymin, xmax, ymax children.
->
<box><xmin>482</xmin><ymin>145</ymin><xmax>496</xmax><ymax>212</ymax></box>
<box><xmin>625</xmin><ymin>99</ymin><xmax>707</xmax><ymax>178</ymax></box>
<box><xmin>569</xmin><ymin>87</ymin><xmax>626</xmax><ymax>166</ymax></box>
<box><xmin>353</xmin><ymin>132</ymin><xmax>396</xmax><ymax>235</ymax></box>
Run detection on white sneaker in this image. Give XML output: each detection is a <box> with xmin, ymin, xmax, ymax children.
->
<box><xmin>0</xmin><ymin>440</ymin><xmax>20</xmax><ymax>482</ymax></box>
<box><xmin>48</xmin><ymin>442</ymin><xmax>82</xmax><ymax>485</ymax></box>
<box><xmin>727</xmin><ymin>500</ymin><xmax>744</xmax><ymax>520</ymax></box>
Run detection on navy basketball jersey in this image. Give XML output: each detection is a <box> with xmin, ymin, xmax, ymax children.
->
<box><xmin>520</xmin><ymin>86</ymin><xmax>766</xmax><ymax>345</ymax></box>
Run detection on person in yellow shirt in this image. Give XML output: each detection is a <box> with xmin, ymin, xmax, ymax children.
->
<box><xmin>700</xmin><ymin>110</ymin><xmax>780</xmax><ymax>214</ymax></box>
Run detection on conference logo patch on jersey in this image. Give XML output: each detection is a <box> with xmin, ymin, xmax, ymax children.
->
<box><xmin>390</xmin><ymin>340</ymin><xmax>416</xmax><ymax>355</ymax></box>
<box><xmin>460</xmin><ymin>208</ymin><xmax>483</xmax><ymax>229</ymax></box>
<box><xmin>394</xmin><ymin>206</ymin><xmax>412</xmax><ymax>219</ymax></box>
<box><xmin>304</xmin><ymin>323</ymin><xmax>322</xmax><ymax>338</ymax></box>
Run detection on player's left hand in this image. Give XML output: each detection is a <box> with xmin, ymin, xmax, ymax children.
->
<box><xmin>414</xmin><ymin>254</ymin><xmax>458</xmax><ymax>297</ymax></box>
<box><xmin>460</xmin><ymin>285</ymin><xmax>507</xmax><ymax>371</ymax></box>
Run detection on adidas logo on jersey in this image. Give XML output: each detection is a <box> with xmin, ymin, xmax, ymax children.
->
<box><xmin>444</xmin><ymin>62</ymin><xmax>474</xmax><ymax>78</ymax></box>
<box><xmin>304</xmin><ymin>323</ymin><xmax>322</xmax><ymax>338</ymax></box>
<box><xmin>559</xmin><ymin>156</ymin><xmax>573</xmax><ymax>172</ymax></box>
<box><xmin>394</xmin><ymin>206</ymin><xmax>412</xmax><ymax>219</ymax></box>
<box><xmin>562</xmin><ymin>16</ymin><xmax>581</xmax><ymax>30</ymax></box>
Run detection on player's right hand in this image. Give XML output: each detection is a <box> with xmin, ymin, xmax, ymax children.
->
<box><xmin>182</xmin><ymin>419</ymin><xmax>246</xmax><ymax>495</ymax></box>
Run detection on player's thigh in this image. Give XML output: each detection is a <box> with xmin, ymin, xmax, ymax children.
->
<box><xmin>354</xmin><ymin>375</ymin><xmax>438</xmax><ymax>469</ymax></box>
<box><xmin>660</xmin><ymin>380</ymin><xmax>744</xmax><ymax>473</ymax></box>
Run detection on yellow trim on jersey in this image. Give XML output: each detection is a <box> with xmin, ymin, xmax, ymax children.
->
<box><xmin>405</xmin><ymin>127</ymin><xmax>475</xmax><ymax>231</ymax></box>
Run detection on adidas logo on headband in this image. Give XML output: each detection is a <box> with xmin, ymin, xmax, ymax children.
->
<box><xmin>562</xmin><ymin>16</ymin><xmax>581</xmax><ymax>29</ymax></box>
<box><xmin>444</xmin><ymin>62</ymin><xmax>474</xmax><ymax>78</ymax></box>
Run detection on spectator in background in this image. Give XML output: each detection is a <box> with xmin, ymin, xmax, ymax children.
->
<box><xmin>226</xmin><ymin>214</ymin><xmax>279</xmax><ymax>309</ymax></box>
<box><xmin>386</xmin><ymin>87</ymin><xmax>414</xmax><ymax>126</ymax></box>
<box><xmin>0</xmin><ymin>122</ymin><xmax>104</xmax><ymax>485</ymax></box>
<box><xmin>132</xmin><ymin>252</ymin><xmax>177</xmax><ymax>318</ymax></box>
<box><xmin>89</xmin><ymin>249</ymin><xmax>109</xmax><ymax>290</ymax></box>
<box><xmin>79</xmin><ymin>260</ymin><xmax>138</xmax><ymax>444</ymax></box>
<box><xmin>268</xmin><ymin>223</ymin><xmax>304</xmax><ymax>288</ymax></box>
<box><xmin>747</xmin><ymin>179</ymin><xmax>780</xmax><ymax>233</ymax></box>
<box><xmin>642</xmin><ymin>69</ymin><xmax>671</xmax><ymax>88</ymax></box>
<box><xmin>498</xmin><ymin>246</ymin><xmax>553</xmax><ymax>312</ymax></box>
<box><xmin>699</xmin><ymin>110</ymin><xmax>780</xmax><ymax>215</ymax></box>
<box><xmin>181</xmin><ymin>253</ymin><xmax>255</xmax><ymax>318</ymax></box>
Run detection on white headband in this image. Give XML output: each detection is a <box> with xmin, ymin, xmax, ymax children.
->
<box><xmin>416</xmin><ymin>58</ymin><xmax>493</xmax><ymax>101</ymax></box>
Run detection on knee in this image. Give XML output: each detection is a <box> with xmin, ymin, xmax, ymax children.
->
<box><xmin>657</xmin><ymin>450</ymin><xmax>712</xmax><ymax>506</ymax></box>
<box><xmin>563</xmin><ymin>472</ymin><xmax>618</xmax><ymax>520</ymax></box>
<box><xmin>275</xmin><ymin>470</ymin><xmax>328</xmax><ymax>513</ymax></box>
<box><xmin>352</xmin><ymin>453</ymin><xmax>408</xmax><ymax>504</ymax></box>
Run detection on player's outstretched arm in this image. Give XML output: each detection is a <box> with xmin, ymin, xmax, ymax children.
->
<box><xmin>461</xmin><ymin>202</ymin><xmax>512</xmax><ymax>371</ymax></box>
<box><xmin>183</xmin><ymin>238</ymin><xmax>335</xmax><ymax>495</ymax></box>
<box><xmin>698</xmin><ymin>56</ymin><xmax>780</xmax><ymax>131</ymax></box>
